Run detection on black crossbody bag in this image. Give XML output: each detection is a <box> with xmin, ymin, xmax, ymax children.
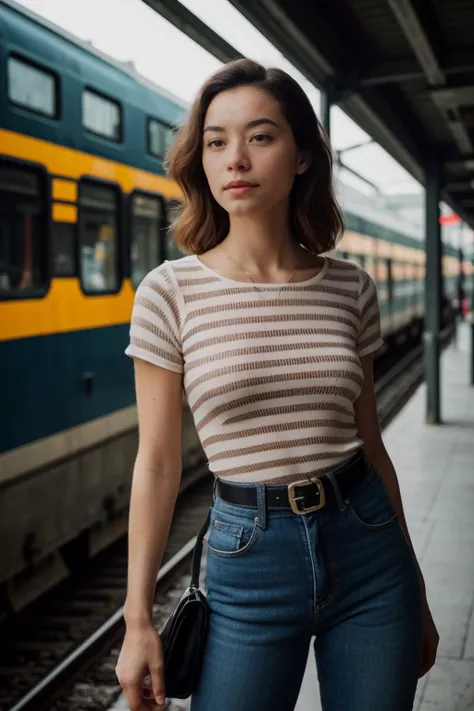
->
<box><xmin>159</xmin><ymin>508</ymin><xmax>211</xmax><ymax>699</ymax></box>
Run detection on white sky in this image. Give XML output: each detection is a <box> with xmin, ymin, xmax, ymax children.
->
<box><xmin>14</xmin><ymin>0</ymin><xmax>422</xmax><ymax>198</ymax></box>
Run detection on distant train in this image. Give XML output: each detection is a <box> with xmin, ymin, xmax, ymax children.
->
<box><xmin>0</xmin><ymin>0</ymin><xmax>469</xmax><ymax>615</ymax></box>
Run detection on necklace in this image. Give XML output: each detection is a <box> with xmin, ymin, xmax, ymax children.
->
<box><xmin>219</xmin><ymin>246</ymin><xmax>298</xmax><ymax>299</ymax></box>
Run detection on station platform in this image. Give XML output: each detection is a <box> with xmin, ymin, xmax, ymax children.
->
<box><xmin>111</xmin><ymin>322</ymin><xmax>474</xmax><ymax>711</ymax></box>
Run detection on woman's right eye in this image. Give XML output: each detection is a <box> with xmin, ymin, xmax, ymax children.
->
<box><xmin>208</xmin><ymin>138</ymin><xmax>224</xmax><ymax>148</ymax></box>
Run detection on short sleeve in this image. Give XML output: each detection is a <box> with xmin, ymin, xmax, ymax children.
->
<box><xmin>357</xmin><ymin>269</ymin><xmax>383</xmax><ymax>357</ymax></box>
<box><xmin>125</xmin><ymin>263</ymin><xmax>184</xmax><ymax>373</ymax></box>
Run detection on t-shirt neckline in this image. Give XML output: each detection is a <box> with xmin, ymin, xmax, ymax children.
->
<box><xmin>192</xmin><ymin>254</ymin><xmax>328</xmax><ymax>287</ymax></box>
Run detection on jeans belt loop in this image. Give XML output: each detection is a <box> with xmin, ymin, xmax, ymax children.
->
<box><xmin>326</xmin><ymin>471</ymin><xmax>349</xmax><ymax>512</ymax></box>
<box><xmin>256</xmin><ymin>482</ymin><xmax>268</xmax><ymax>530</ymax></box>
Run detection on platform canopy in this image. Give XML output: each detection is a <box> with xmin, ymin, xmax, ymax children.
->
<box><xmin>143</xmin><ymin>0</ymin><xmax>474</xmax><ymax>229</ymax></box>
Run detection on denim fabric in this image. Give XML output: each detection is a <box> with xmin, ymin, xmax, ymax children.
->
<box><xmin>190</xmin><ymin>462</ymin><xmax>424</xmax><ymax>711</ymax></box>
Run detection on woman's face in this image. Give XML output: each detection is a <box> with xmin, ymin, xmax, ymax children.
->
<box><xmin>202</xmin><ymin>85</ymin><xmax>309</xmax><ymax>218</ymax></box>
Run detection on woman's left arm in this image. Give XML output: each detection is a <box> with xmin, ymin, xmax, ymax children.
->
<box><xmin>354</xmin><ymin>352</ymin><xmax>440</xmax><ymax>677</ymax></box>
<box><xmin>354</xmin><ymin>352</ymin><xmax>426</xmax><ymax>594</ymax></box>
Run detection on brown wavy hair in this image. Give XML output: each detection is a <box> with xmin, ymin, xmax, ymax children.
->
<box><xmin>165</xmin><ymin>58</ymin><xmax>344</xmax><ymax>255</ymax></box>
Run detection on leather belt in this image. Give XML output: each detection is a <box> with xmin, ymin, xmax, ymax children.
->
<box><xmin>215</xmin><ymin>450</ymin><xmax>369</xmax><ymax>515</ymax></box>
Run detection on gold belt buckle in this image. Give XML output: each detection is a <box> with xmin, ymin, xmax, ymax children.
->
<box><xmin>288</xmin><ymin>478</ymin><xmax>326</xmax><ymax>515</ymax></box>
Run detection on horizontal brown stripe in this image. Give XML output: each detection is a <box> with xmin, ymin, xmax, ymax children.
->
<box><xmin>183</xmin><ymin>316</ymin><xmax>358</xmax><ymax>354</ymax></box>
<box><xmin>324</xmin><ymin>273</ymin><xmax>359</xmax><ymax>283</ymax></box>
<box><xmin>194</xmin><ymin>385</ymin><xmax>357</xmax><ymax>430</ymax></box>
<box><xmin>179</xmin><ymin>277</ymin><xmax>220</xmax><ymax>287</ymax></box>
<box><xmin>358</xmin><ymin>335</ymin><xmax>381</xmax><ymax>353</ymax></box>
<box><xmin>129</xmin><ymin>337</ymin><xmax>182</xmax><ymax>366</ymax></box>
<box><xmin>185</xmin><ymin>342</ymin><xmax>357</xmax><ymax>371</ymax></box>
<box><xmin>208</xmin><ymin>436</ymin><xmax>351</xmax><ymax>463</ymax></box>
<box><xmin>202</xmin><ymin>419</ymin><xmax>355</xmax><ymax>449</ymax></box>
<box><xmin>224</xmin><ymin>401</ymin><xmax>354</xmax><ymax>424</ymax></box>
<box><xmin>182</xmin><ymin>282</ymin><xmax>356</xmax><ymax>304</ymax></box>
<box><xmin>185</xmin><ymin>299</ymin><xmax>359</xmax><ymax>322</ymax></box>
<box><xmin>214</xmin><ymin>450</ymin><xmax>350</xmax><ymax>478</ymax></box>
<box><xmin>172</xmin><ymin>265</ymin><xmax>203</xmax><ymax>273</ymax></box>
<box><xmin>187</xmin><ymin>364</ymin><xmax>363</xmax><ymax>397</ymax></box>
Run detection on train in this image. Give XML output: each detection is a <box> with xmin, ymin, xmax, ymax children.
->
<box><xmin>0</xmin><ymin>0</ymin><xmax>470</xmax><ymax>616</ymax></box>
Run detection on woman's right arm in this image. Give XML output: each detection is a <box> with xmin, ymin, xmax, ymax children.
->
<box><xmin>116</xmin><ymin>357</ymin><xmax>184</xmax><ymax>710</ymax></box>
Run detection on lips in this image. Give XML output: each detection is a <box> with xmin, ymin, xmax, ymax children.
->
<box><xmin>225</xmin><ymin>180</ymin><xmax>258</xmax><ymax>190</ymax></box>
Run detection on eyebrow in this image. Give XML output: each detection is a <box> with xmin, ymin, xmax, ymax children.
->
<box><xmin>203</xmin><ymin>117</ymin><xmax>279</xmax><ymax>133</ymax></box>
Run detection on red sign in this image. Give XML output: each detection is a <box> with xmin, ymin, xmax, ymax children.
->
<box><xmin>439</xmin><ymin>213</ymin><xmax>461</xmax><ymax>225</ymax></box>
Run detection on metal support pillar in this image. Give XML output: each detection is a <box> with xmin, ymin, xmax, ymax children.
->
<box><xmin>320</xmin><ymin>91</ymin><xmax>331</xmax><ymax>139</ymax></box>
<box><xmin>471</xmin><ymin>309</ymin><xmax>474</xmax><ymax>386</ymax></box>
<box><xmin>471</xmin><ymin>250</ymin><xmax>474</xmax><ymax>385</ymax></box>
<box><xmin>424</xmin><ymin>150</ymin><xmax>442</xmax><ymax>424</ymax></box>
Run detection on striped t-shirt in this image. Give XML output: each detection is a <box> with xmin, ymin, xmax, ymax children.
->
<box><xmin>125</xmin><ymin>254</ymin><xmax>383</xmax><ymax>485</ymax></box>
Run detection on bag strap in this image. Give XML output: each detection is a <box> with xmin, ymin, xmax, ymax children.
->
<box><xmin>190</xmin><ymin>507</ymin><xmax>211</xmax><ymax>589</ymax></box>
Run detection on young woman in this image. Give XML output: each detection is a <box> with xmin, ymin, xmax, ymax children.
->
<box><xmin>115</xmin><ymin>58</ymin><xmax>439</xmax><ymax>711</ymax></box>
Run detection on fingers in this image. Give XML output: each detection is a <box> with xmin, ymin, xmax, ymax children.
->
<box><xmin>149</xmin><ymin>664</ymin><xmax>166</xmax><ymax>707</ymax></box>
<box><xmin>121</xmin><ymin>682</ymin><xmax>150</xmax><ymax>711</ymax></box>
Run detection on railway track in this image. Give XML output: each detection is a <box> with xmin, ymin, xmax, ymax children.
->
<box><xmin>1</xmin><ymin>324</ymin><xmax>456</xmax><ymax>711</ymax></box>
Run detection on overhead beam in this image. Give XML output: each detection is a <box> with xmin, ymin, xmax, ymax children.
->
<box><xmin>141</xmin><ymin>0</ymin><xmax>241</xmax><ymax>64</ymax></box>
<box><xmin>228</xmin><ymin>0</ymin><xmax>338</xmax><ymax>88</ymax></box>
<box><xmin>445</xmin><ymin>181</ymin><xmax>474</xmax><ymax>192</ymax></box>
<box><xmin>386</xmin><ymin>0</ymin><xmax>445</xmax><ymax>86</ymax></box>
<box><xmin>337</xmin><ymin>159</ymin><xmax>380</xmax><ymax>193</ymax></box>
<box><xmin>359</xmin><ymin>50</ymin><xmax>474</xmax><ymax>87</ymax></box>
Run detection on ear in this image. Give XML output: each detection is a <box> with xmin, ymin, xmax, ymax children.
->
<box><xmin>295</xmin><ymin>150</ymin><xmax>311</xmax><ymax>175</ymax></box>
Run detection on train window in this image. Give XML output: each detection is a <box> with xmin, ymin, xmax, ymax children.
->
<box><xmin>83</xmin><ymin>89</ymin><xmax>121</xmax><ymax>142</ymax></box>
<box><xmin>131</xmin><ymin>193</ymin><xmax>162</xmax><ymax>287</ymax></box>
<box><xmin>0</xmin><ymin>164</ymin><xmax>48</xmax><ymax>296</ymax></box>
<box><xmin>79</xmin><ymin>182</ymin><xmax>119</xmax><ymax>293</ymax></box>
<box><xmin>7</xmin><ymin>55</ymin><xmax>58</xmax><ymax>118</ymax></box>
<box><xmin>148</xmin><ymin>119</ymin><xmax>174</xmax><ymax>158</ymax></box>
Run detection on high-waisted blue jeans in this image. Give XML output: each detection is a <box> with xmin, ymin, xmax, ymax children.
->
<box><xmin>190</xmin><ymin>461</ymin><xmax>424</xmax><ymax>711</ymax></box>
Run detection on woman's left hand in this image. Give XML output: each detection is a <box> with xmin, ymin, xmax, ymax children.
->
<box><xmin>419</xmin><ymin>599</ymin><xmax>439</xmax><ymax>678</ymax></box>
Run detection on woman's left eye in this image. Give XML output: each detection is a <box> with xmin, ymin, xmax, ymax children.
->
<box><xmin>251</xmin><ymin>134</ymin><xmax>273</xmax><ymax>143</ymax></box>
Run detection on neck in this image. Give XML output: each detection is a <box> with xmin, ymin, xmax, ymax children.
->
<box><xmin>222</xmin><ymin>205</ymin><xmax>301</xmax><ymax>273</ymax></box>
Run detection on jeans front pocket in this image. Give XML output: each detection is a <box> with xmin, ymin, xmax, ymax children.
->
<box><xmin>206</xmin><ymin>505</ymin><xmax>261</xmax><ymax>558</ymax></box>
<box><xmin>345</xmin><ymin>466</ymin><xmax>398</xmax><ymax>531</ymax></box>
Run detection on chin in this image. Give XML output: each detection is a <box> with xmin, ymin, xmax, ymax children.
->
<box><xmin>227</xmin><ymin>203</ymin><xmax>261</xmax><ymax>217</ymax></box>
<box><xmin>225</xmin><ymin>197</ymin><xmax>276</xmax><ymax>218</ymax></box>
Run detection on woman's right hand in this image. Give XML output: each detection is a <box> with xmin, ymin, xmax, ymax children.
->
<box><xmin>115</xmin><ymin>622</ymin><xmax>166</xmax><ymax>710</ymax></box>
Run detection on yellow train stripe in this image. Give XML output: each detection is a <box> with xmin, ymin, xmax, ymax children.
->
<box><xmin>1</xmin><ymin>278</ymin><xmax>135</xmax><ymax>342</ymax></box>
<box><xmin>52</xmin><ymin>178</ymin><xmax>77</xmax><ymax>202</ymax></box>
<box><xmin>0</xmin><ymin>128</ymin><xmax>182</xmax><ymax>199</ymax></box>
<box><xmin>52</xmin><ymin>203</ymin><xmax>77</xmax><ymax>222</ymax></box>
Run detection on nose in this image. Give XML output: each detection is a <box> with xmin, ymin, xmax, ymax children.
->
<box><xmin>226</xmin><ymin>141</ymin><xmax>250</xmax><ymax>173</ymax></box>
